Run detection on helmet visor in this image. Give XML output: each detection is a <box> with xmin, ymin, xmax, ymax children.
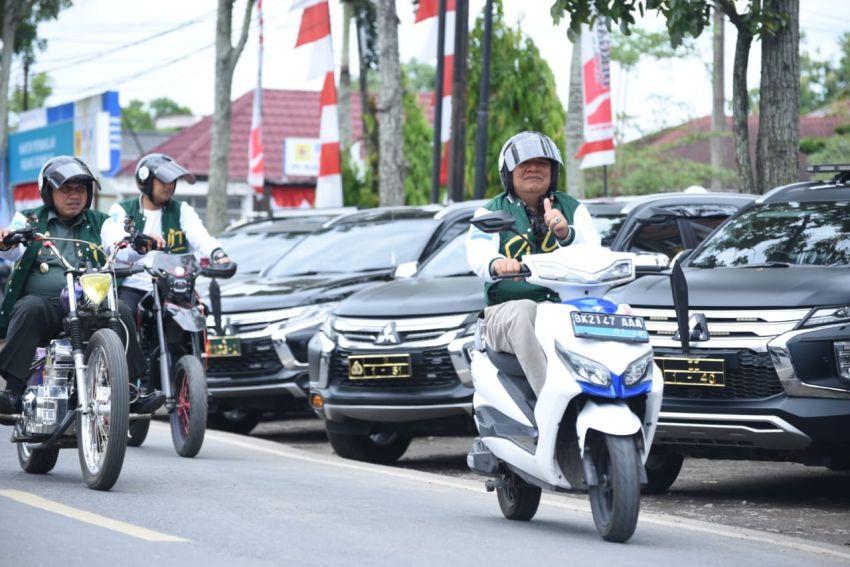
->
<box><xmin>152</xmin><ymin>160</ymin><xmax>196</xmax><ymax>184</ymax></box>
<box><xmin>43</xmin><ymin>161</ymin><xmax>96</xmax><ymax>191</ymax></box>
<box><xmin>501</xmin><ymin>133</ymin><xmax>563</xmax><ymax>172</ymax></box>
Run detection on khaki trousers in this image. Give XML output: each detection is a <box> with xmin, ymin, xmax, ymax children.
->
<box><xmin>481</xmin><ymin>299</ymin><xmax>547</xmax><ymax>396</ymax></box>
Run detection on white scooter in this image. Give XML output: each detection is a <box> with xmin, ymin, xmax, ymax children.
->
<box><xmin>465</xmin><ymin>211</ymin><xmax>663</xmax><ymax>543</ymax></box>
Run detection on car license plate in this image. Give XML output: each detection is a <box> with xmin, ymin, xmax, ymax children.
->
<box><xmin>348</xmin><ymin>354</ymin><xmax>412</xmax><ymax>380</ymax></box>
<box><xmin>657</xmin><ymin>356</ymin><xmax>725</xmax><ymax>387</ymax></box>
<box><xmin>570</xmin><ymin>312</ymin><xmax>649</xmax><ymax>343</ymax></box>
<box><xmin>207</xmin><ymin>337</ymin><xmax>242</xmax><ymax>358</ymax></box>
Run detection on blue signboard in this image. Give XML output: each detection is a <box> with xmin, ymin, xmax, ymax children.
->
<box><xmin>8</xmin><ymin>121</ymin><xmax>75</xmax><ymax>184</ymax></box>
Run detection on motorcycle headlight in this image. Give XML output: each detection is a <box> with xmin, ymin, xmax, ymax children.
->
<box><xmin>555</xmin><ymin>341</ymin><xmax>611</xmax><ymax>386</ymax></box>
<box><xmin>801</xmin><ymin>306</ymin><xmax>850</xmax><ymax>328</ymax></box>
<box><xmin>623</xmin><ymin>352</ymin><xmax>654</xmax><ymax>386</ymax></box>
<box><xmin>79</xmin><ymin>273</ymin><xmax>113</xmax><ymax>306</ymax></box>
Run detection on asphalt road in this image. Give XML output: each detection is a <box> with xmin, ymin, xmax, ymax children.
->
<box><xmin>2</xmin><ymin>421</ymin><xmax>849</xmax><ymax>566</ymax></box>
<box><xmin>252</xmin><ymin>417</ymin><xmax>850</xmax><ymax>548</ymax></box>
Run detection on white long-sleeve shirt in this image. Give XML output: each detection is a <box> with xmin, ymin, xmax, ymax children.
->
<box><xmin>102</xmin><ymin>199</ymin><xmax>223</xmax><ymax>291</ymax></box>
<box><xmin>466</xmin><ymin>201</ymin><xmax>601</xmax><ymax>282</ymax></box>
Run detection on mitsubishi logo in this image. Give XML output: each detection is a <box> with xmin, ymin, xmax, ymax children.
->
<box><xmin>688</xmin><ymin>313</ymin><xmax>710</xmax><ymax>341</ymax></box>
<box><xmin>673</xmin><ymin>313</ymin><xmax>710</xmax><ymax>342</ymax></box>
<box><xmin>375</xmin><ymin>322</ymin><xmax>401</xmax><ymax>345</ymax></box>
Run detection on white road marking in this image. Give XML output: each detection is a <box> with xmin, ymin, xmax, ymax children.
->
<box><xmin>205</xmin><ymin>428</ymin><xmax>850</xmax><ymax>562</ymax></box>
<box><xmin>0</xmin><ymin>489</ymin><xmax>189</xmax><ymax>543</ymax></box>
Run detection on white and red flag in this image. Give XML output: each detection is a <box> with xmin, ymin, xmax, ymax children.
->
<box><xmin>293</xmin><ymin>0</ymin><xmax>342</xmax><ymax>207</ymax></box>
<box><xmin>576</xmin><ymin>18</ymin><xmax>615</xmax><ymax>169</ymax></box>
<box><xmin>415</xmin><ymin>0</ymin><xmax>455</xmax><ymax>185</ymax></box>
<box><xmin>248</xmin><ymin>0</ymin><xmax>265</xmax><ymax>198</ymax></box>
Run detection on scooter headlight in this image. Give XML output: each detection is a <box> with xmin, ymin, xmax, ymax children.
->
<box><xmin>555</xmin><ymin>341</ymin><xmax>611</xmax><ymax>386</ymax></box>
<box><xmin>623</xmin><ymin>352</ymin><xmax>654</xmax><ymax>386</ymax></box>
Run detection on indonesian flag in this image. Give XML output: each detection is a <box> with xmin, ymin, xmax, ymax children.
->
<box><xmin>247</xmin><ymin>0</ymin><xmax>265</xmax><ymax>196</ymax></box>
<box><xmin>293</xmin><ymin>0</ymin><xmax>342</xmax><ymax>207</ymax></box>
<box><xmin>575</xmin><ymin>18</ymin><xmax>615</xmax><ymax>169</ymax></box>
<box><xmin>415</xmin><ymin>0</ymin><xmax>455</xmax><ymax>185</ymax></box>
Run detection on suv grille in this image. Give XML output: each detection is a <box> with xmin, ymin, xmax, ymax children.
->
<box><xmin>330</xmin><ymin>348</ymin><xmax>459</xmax><ymax>388</ymax></box>
<box><xmin>207</xmin><ymin>337</ymin><xmax>282</xmax><ymax>378</ymax></box>
<box><xmin>659</xmin><ymin>350</ymin><xmax>783</xmax><ymax>400</ymax></box>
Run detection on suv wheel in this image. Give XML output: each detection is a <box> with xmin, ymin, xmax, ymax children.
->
<box><xmin>327</xmin><ymin>430</ymin><xmax>412</xmax><ymax>464</ymax></box>
<box><xmin>643</xmin><ymin>452</ymin><xmax>684</xmax><ymax>494</ymax></box>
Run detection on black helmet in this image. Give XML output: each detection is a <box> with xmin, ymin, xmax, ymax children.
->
<box><xmin>135</xmin><ymin>153</ymin><xmax>196</xmax><ymax>197</ymax></box>
<box><xmin>37</xmin><ymin>155</ymin><xmax>98</xmax><ymax>211</ymax></box>
<box><xmin>498</xmin><ymin>131</ymin><xmax>563</xmax><ymax>195</ymax></box>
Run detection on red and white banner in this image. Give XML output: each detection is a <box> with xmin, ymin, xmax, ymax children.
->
<box><xmin>293</xmin><ymin>0</ymin><xmax>342</xmax><ymax>207</ymax></box>
<box><xmin>247</xmin><ymin>0</ymin><xmax>265</xmax><ymax>197</ymax></box>
<box><xmin>415</xmin><ymin>0</ymin><xmax>455</xmax><ymax>185</ymax></box>
<box><xmin>575</xmin><ymin>18</ymin><xmax>615</xmax><ymax>169</ymax></box>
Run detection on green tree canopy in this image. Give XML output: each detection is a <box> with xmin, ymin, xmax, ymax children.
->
<box><xmin>9</xmin><ymin>71</ymin><xmax>52</xmax><ymax>114</ymax></box>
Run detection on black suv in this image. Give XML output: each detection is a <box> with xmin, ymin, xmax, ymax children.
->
<box><xmin>204</xmin><ymin>204</ymin><xmax>480</xmax><ymax>433</ymax></box>
<box><xmin>609</xmin><ymin>165</ymin><xmax>850</xmax><ymax>492</ymax></box>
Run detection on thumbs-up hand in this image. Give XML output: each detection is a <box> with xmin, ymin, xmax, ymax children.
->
<box><xmin>542</xmin><ymin>197</ymin><xmax>568</xmax><ymax>239</ymax></box>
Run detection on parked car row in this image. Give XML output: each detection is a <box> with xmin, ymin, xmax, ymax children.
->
<box><xmin>205</xmin><ymin>171</ymin><xmax>850</xmax><ymax>495</ymax></box>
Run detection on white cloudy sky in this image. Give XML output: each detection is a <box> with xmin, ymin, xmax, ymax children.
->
<box><xmin>12</xmin><ymin>0</ymin><xmax>850</xmax><ymax>139</ymax></box>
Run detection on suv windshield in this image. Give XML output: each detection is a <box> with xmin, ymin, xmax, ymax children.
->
<box><xmin>688</xmin><ymin>200</ymin><xmax>850</xmax><ymax>268</ymax></box>
<box><xmin>264</xmin><ymin>219</ymin><xmax>437</xmax><ymax>277</ymax></box>
<box><xmin>418</xmin><ymin>232</ymin><xmax>471</xmax><ymax>278</ymax></box>
<box><xmin>219</xmin><ymin>231</ymin><xmax>307</xmax><ymax>275</ymax></box>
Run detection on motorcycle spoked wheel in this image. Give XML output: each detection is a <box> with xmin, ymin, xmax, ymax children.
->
<box><xmin>17</xmin><ymin>442</ymin><xmax>60</xmax><ymax>474</ymax></box>
<box><xmin>76</xmin><ymin>329</ymin><xmax>129</xmax><ymax>491</ymax></box>
<box><xmin>587</xmin><ymin>434</ymin><xmax>641</xmax><ymax>543</ymax></box>
<box><xmin>496</xmin><ymin>470</ymin><xmax>542</xmax><ymax>521</ymax></box>
<box><xmin>169</xmin><ymin>355</ymin><xmax>207</xmax><ymax>458</ymax></box>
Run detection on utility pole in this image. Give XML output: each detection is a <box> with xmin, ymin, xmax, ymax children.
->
<box><xmin>447</xmin><ymin>0</ymin><xmax>468</xmax><ymax>202</ymax></box>
<box><xmin>472</xmin><ymin>0</ymin><xmax>493</xmax><ymax>200</ymax></box>
<box><xmin>710</xmin><ymin>10</ymin><xmax>725</xmax><ymax>190</ymax></box>
<box><xmin>429</xmin><ymin>0</ymin><xmax>447</xmax><ymax>204</ymax></box>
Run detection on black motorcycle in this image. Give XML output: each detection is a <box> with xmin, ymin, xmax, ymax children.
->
<box><xmin>0</xmin><ymin>226</ymin><xmax>130</xmax><ymax>490</ymax></box>
<box><xmin>121</xmin><ymin>232</ymin><xmax>236</xmax><ymax>458</ymax></box>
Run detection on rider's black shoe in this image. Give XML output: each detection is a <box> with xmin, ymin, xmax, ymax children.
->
<box><xmin>0</xmin><ymin>390</ymin><xmax>22</xmax><ymax>425</ymax></box>
<box><xmin>130</xmin><ymin>390</ymin><xmax>166</xmax><ymax>414</ymax></box>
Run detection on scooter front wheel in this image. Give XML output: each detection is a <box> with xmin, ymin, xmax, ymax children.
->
<box><xmin>170</xmin><ymin>355</ymin><xmax>207</xmax><ymax>458</ymax></box>
<box><xmin>497</xmin><ymin>470</ymin><xmax>541</xmax><ymax>521</ymax></box>
<box><xmin>588</xmin><ymin>434</ymin><xmax>641</xmax><ymax>543</ymax></box>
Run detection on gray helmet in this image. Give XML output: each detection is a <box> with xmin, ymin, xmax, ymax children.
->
<box><xmin>135</xmin><ymin>153</ymin><xmax>196</xmax><ymax>198</ymax></box>
<box><xmin>498</xmin><ymin>131</ymin><xmax>563</xmax><ymax>195</ymax></box>
<box><xmin>37</xmin><ymin>155</ymin><xmax>98</xmax><ymax>211</ymax></box>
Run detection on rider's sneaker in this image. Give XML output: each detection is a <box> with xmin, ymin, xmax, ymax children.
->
<box><xmin>0</xmin><ymin>390</ymin><xmax>22</xmax><ymax>424</ymax></box>
<box><xmin>130</xmin><ymin>390</ymin><xmax>166</xmax><ymax>414</ymax></box>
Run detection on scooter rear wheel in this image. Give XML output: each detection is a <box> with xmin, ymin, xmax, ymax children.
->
<box><xmin>588</xmin><ymin>434</ymin><xmax>641</xmax><ymax>543</ymax></box>
<box><xmin>497</xmin><ymin>471</ymin><xmax>541</xmax><ymax>521</ymax></box>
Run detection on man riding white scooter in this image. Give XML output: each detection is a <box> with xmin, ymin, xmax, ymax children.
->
<box><xmin>466</xmin><ymin>130</ymin><xmax>601</xmax><ymax>396</ymax></box>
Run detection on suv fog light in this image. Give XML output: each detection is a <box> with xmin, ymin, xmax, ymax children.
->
<box><xmin>835</xmin><ymin>342</ymin><xmax>850</xmax><ymax>383</ymax></box>
<box><xmin>310</xmin><ymin>393</ymin><xmax>325</xmax><ymax>411</ymax></box>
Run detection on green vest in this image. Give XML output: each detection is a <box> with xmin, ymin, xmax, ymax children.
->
<box><xmin>483</xmin><ymin>192</ymin><xmax>581</xmax><ymax>306</ymax></box>
<box><xmin>121</xmin><ymin>197</ymin><xmax>188</xmax><ymax>253</ymax></box>
<box><xmin>0</xmin><ymin>206</ymin><xmax>108</xmax><ymax>338</ymax></box>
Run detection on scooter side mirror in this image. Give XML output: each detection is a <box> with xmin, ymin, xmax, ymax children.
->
<box><xmin>470</xmin><ymin>211</ymin><xmax>517</xmax><ymax>234</ymax></box>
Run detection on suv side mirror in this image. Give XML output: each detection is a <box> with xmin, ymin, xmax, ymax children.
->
<box><xmin>634</xmin><ymin>252</ymin><xmax>671</xmax><ymax>274</ymax></box>
<box><xmin>470</xmin><ymin>211</ymin><xmax>516</xmax><ymax>233</ymax></box>
<box><xmin>671</xmin><ymin>249</ymin><xmax>693</xmax><ymax>268</ymax></box>
<box><xmin>394</xmin><ymin>261</ymin><xmax>418</xmax><ymax>279</ymax></box>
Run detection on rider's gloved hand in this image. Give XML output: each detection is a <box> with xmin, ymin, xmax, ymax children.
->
<box><xmin>0</xmin><ymin>229</ymin><xmax>13</xmax><ymax>251</ymax></box>
<box><xmin>131</xmin><ymin>233</ymin><xmax>165</xmax><ymax>254</ymax></box>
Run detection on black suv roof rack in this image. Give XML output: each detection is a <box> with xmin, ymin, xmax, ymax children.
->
<box><xmin>806</xmin><ymin>163</ymin><xmax>850</xmax><ymax>184</ymax></box>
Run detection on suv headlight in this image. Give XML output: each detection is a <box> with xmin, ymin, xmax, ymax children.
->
<box><xmin>274</xmin><ymin>302</ymin><xmax>338</xmax><ymax>336</ymax></box>
<box><xmin>801</xmin><ymin>306</ymin><xmax>850</xmax><ymax>328</ymax></box>
<box><xmin>623</xmin><ymin>352</ymin><xmax>653</xmax><ymax>386</ymax></box>
<box><xmin>321</xmin><ymin>313</ymin><xmax>337</xmax><ymax>341</ymax></box>
<box><xmin>555</xmin><ymin>341</ymin><xmax>611</xmax><ymax>386</ymax></box>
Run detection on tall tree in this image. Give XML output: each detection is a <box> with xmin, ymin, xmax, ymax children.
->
<box><xmin>149</xmin><ymin>97</ymin><xmax>192</xmax><ymax>119</ymax></box>
<box><xmin>552</xmin><ymin>0</ymin><xmax>799</xmax><ymax>195</ymax></box>
<box><xmin>10</xmin><ymin>71</ymin><xmax>51</xmax><ymax>114</ymax></box>
<box><xmin>1</xmin><ymin>0</ymin><xmax>70</xmax><ymax>194</ymax></box>
<box><xmin>710</xmin><ymin>9</ymin><xmax>725</xmax><ymax>190</ymax></box>
<box><xmin>207</xmin><ymin>0</ymin><xmax>254</xmax><ymax>234</ymax></box>
<box><xmin>565</xmin><ymin>44</ymin><xmax>584</xmax><ymax>198</ymax></box>
<box><xmin>338</xmin><ymin>0</ymin><xmax>353</xmax><ymax>152</ymax></box>
<box><xmin>375</xmin><ymin>0</ymin><xmax>404</xmax><ymax>205</ymax></box>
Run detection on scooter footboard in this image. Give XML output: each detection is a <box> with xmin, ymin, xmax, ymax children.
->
<box><xmin>576</xmin><ymin>399</ymin><xmax>645</xmax><ymax>459</ymax></box>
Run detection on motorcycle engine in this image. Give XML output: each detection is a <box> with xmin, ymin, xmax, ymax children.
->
<box><xmin>22</xmin><ymin>339</ymin><xmax>74</xmax><ymax>435</ymax></box>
